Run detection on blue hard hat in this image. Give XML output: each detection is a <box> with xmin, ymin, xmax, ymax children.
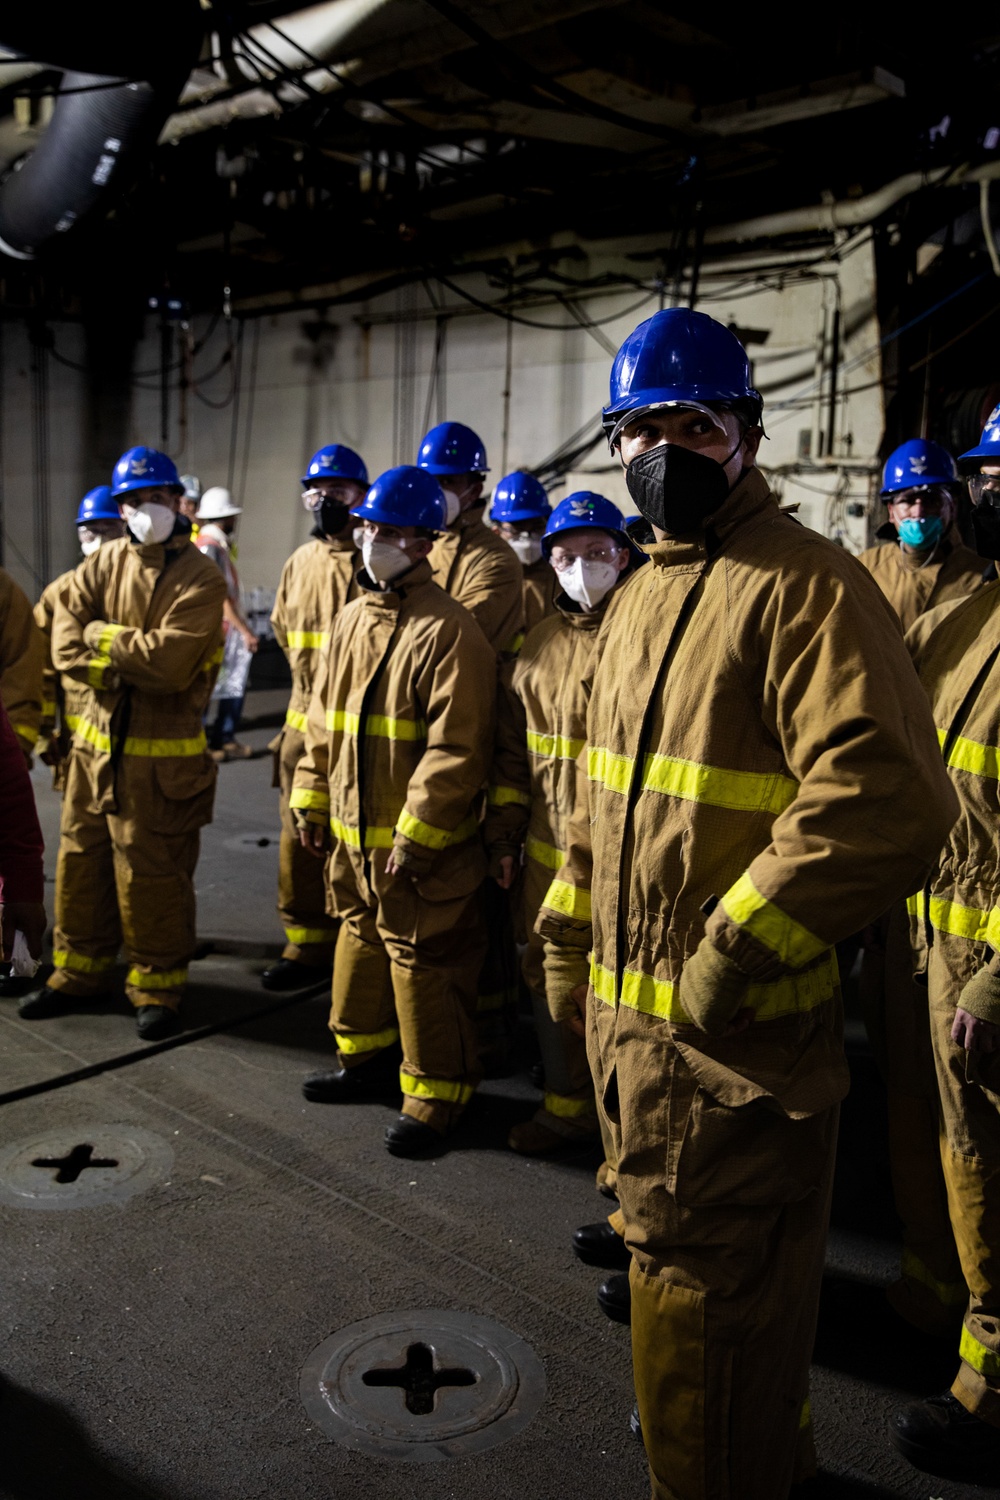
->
<box><xmin>111</xmin><ymin>446</ymin><xmax>182</xmax><ymax>498</ymax></box>
<box><xmin>351</xmin><ymin>466</ymin><xmax>447</xmax><ymax>531</ymax></box>
<box><xmin>75</xmin><ymin>485</ymin><xmax>119</xmax><ymax>526</ymax></box>
<box><xmin>959</xmin><ymin>404</ymin><xmax>1000</xmax><ymax>473</ymax></box>
<box><xmin>490</xmin><ymin>471</ymin><xmax>551</xmax><ymax>524</ymax></box>
<box><xmin>416</xmin><ymin>421</ymin><xmax>488</xmax><ymax>476</ymax></box>
<box><xmin>542</xmin><ymin>492</ymin><xmax>630</xmax><ymax>555</ymax></box>
<box><xmin>301</xmin><ymin>443</ymin><xmax>368</xmax><ymax>487</ymax></box>
<box><xmin>602</xmin><ymin>309</ymin><xmax>762</xmax><ymax>442</ymax></box>
<box><xmin>880</xmin><ymin>438</ymin><xmax>957</xmax><ymax>497</ymax></box>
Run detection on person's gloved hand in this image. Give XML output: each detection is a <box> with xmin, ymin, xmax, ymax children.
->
<box><xmin>387</xmin><ymin>837</ymin><xmax>436</xmax><ymax>880</ymax></box>
<box><xmin>679</xmin><ymin>936</ymin><xmax>754</xmax><ymax>1037</ymax></box>
<box><xmin>542</xmin><ymin>943</ymin><xmax>590</xmax><ymax>1025</ymax></box>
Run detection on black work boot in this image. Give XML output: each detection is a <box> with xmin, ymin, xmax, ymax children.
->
<box><xmin>261</xmin><ymin>958</ymin><xmax>330</xmax><ymax>992</ymax></box>
<box><xmin>572</xmin><ymin>1220</ymin><xmax>632</xmax><ymax>1270</ymax></box>
<box><xmin>135</xmin><ymin>1005</ymin><xmax>181</xmax><ymax>1041</ymax></box>
<box><xmin>890</xmin><ymin>1390</ymin><xmax>1000</xmax><ymax>1477</ymax></box>
<box><xmin>0</xmin><ymin>970</ymin><xmax>37</xmax><ymax>999</ymax></box>
<box><xmin>18</xmin><ymin>987</ymin><xmax>77</xmax><ymax>1019</ymax></box>
<box><xmin>303</xmin><ymin>1047</ymin><xmax>400</xmax><ymax>1103</ymax></box>
<box><xmin>597</xmin><ymin>1271</ymin><xmax>631</xmax><ymax>1325</ymax></box>
<box><xmin>384</xmin><ymin>1114</ymin><xmax>446</xmax><ymax>1158</ymax></box>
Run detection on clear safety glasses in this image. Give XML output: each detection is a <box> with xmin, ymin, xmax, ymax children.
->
<box><xmin>968</xmin><ymin>473</ymin><xmax>1000</xmax><ymax>508</ymax></box>
<box><xmin>549</xmin><ymin>544</ymin><xmax>623</xmax><ymax>572</ymax></box>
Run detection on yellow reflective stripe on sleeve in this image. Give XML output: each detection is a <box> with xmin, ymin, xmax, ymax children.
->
<box><xmin>97</xmin><ymin>623</ymin><xmax>125</xmax><ymax>656</ymax></box>
<box><xmin>286</xmin><ymin>630</ymin><xmax>329</xmax><ymax>649</ymax></box>
<box><xmin>542</xmin><ymin>878</ymin><xmax>592</xmax><ymax>921</ymax></box>
<box><xmin>960</xmin><ymin>1324</ymin><xmax>1000</xmax><ymax>1381</ymax></box>
<box><xmin>525</xmin><ymin>834</ymin><xmax>564</xmax><ymax>870</ymax></box>
<box><xmin>13</xmin><ymin>723</ymin><xmax>40</xmax><ymax>746</ymax></box>
<box><xmin>284</xmin><ymin>707</ymin><xmax>309</xmax><ymax>734</ymax></box>
<box><xmin>335</xmin><ymin>1026</ymin><xmax>400</xmax><ymax>1054</ymax></box>
<box><xmin>326</xmin><ymin>709</ymin><xmax>427</xmax><ymax>740</ymax></box>
<box><xmin>68</xmin><ymin>716</ymin><xmax>207</xmax><ymax>757</ymax></box>
<box><xmin>590</xmin><ymin>949</ymin><xmax>837</xmax><ymax>1023</ymax></box>
<box><xmin>642</xmin><ymin>753</ymin><xmax>798</xmax><ymax>816</ymax></box>
<box><xmin>900</xmin><ymin>1249</ymin><xmax>968</xmax><ymax>1308</ymax></box>
<box><xmin>289</xmin><ymin>787</ymin><xmax>331</xmax><ymax>812</ymax></box>
<box><xmin>909</xmin><ymin>890</ymin><xmax>1000</xmax><ymax>949</ymax></box>
<box><xmin>41</xmin><ymin>699</ymin><xmax>57</xmax><ymax>718</ymax></box>
<box><xmin>939</xmin><ymin>726</ymin><xmax>1000</xmax><ymax>781</ymax></box>
<box><xmin>476</xmin><ymin>985</ymin><xmax>518</xmax><ymax>1013</ymax></box>
<box><xmin>396</xmin><ymin>808</ymin><xmax>477</xmax><ymax>850</ymax></box>
<box><xmin>544</xmin><ymin>1092</ymin><xmax>594</xmax><ymax>1119</ymax></box>
<box><xmin>504</xmin><ymin>631</ymin><xmax>525</xmax><ymax>656</ymax></box>
<box><xmin>87</xmin><ymin>655</ymin><xmax>112</xmax><ymax>690</ymax></box>
<box><xmin>720</xmin><ymin>871</ymin><xmax>828</xmax><ymax>967</ymax></box>
<box><xmin>527</xmin><ymin>729</ymin><xmax>585</xmax><ymax>761</ymax></box>
<box><xmin>126</xmin><ymin>967</ymin><xmax>188</xmax><ymax>991</ymax></box>
<box><xmin>400</xmin><ymin>1073</ymin><xmax>475</xmax><ymax>1106</ymax></box>
<box><xmin>487</xmin><ymin>784</ymin><xmax>531</xmax><ymax>808</ymax></box>
<box><xmin>53</xmin><ymin>949</ymin><xmax>116</xmax><ymax>974</ymax></box>
<box><xmin>588</xmin><ymin>744</ymin><xmax>634</xmax><ymax>794</ymax></box>
<box><xmin>329</xmin><ymin>817</ymin><xmax>395</xmax><ymax>849</ymax></box>
<box><xmin>799</xmin><ymin>1400</ymin><xmax>812</xmax><ymax>1432</ymax></box>
<box><xmin>201</xmin><ymin>645</ymin><xmax>224</xmax><ymax>672</ymax></box>
<box><xmin>283</xmin><ymin>926</ymin><xmax>335</xmax><ymax>945</ymax></box>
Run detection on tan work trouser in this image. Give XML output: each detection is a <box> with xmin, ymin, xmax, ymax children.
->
<box><xmin>929</xmin><ymin>933</ymin><xmax>1000</xmax><ymax>1428</ymax></box>
<box><xmin>326</xmin><ymin>839</ymin><xmax>486</xmax><ymax>1133</ymax></box>
<box><xmin>275</xmin><ymin>723</ymin><xmax>338</xmax><ymax>964</ymax></box>
<box><xmin>50</xmin><ymin>752</ymin><xmax>206</xmax><ymax>1011</ymax></box>
<box><xmin>591</xmin><ymin>993</ymin><xmax>843</xmax><ymax>1499</ymax></box>
<box><xmin>521</xmin><ymin>853</ymin><xmax>596</xmax><ymax>1139</ymax></box>
<box><xmin>872</xmin><ymin>903</ymin><xmax>965</xmax><ymax>1334</ymax></box>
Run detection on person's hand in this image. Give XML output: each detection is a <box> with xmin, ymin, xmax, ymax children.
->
<box><xmin>1</xmin><ymin>900</ymin><xmax>47</xmax><ymax>962</ymax></box>
<box><xmin>240</xmin><ymin>628</ymin><xmax>259</xmax><ymax>654</ymax></box>
<box><xmin>386</xmin><ymin>849</ymin><xmax>402</xmax><ymax>877</ymax></box>
<box><xmin>952</xmin><ymin>1006</ymin><xmax>1000</xmax><ymax>1052</ymax></box>
<box><xmin>494</xmin><ymin>855</ymin><xmax>516</xmax><ymax>890</ymax></box>
<box><xmin>297</xmin><ymin>824</ymin><xmax>326</xmax><ymax>859</ymax></box>
<box><xmin>567</xmin><ymin>982</ymin><xmax>588</xmax><ymax>1037</ymax></box>
<box><xmin>723</xmin><ymin>1007</ymin><xmax>755</xmax><ymax>1036</ymax></box>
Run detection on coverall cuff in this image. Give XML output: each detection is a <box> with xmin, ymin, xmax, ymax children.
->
<box><xmin>542</xmin><ymin>942</ymin><xmax>590</xmax><ymax>1024</ymax></box>
<box><xmin>292</xmin><ymin>808</ymin><xmax>327</xmax><ymax>830</ymax></box>
<box><xmin>678</xmin><ymin>935</ymin><xmax>752</xmax><ymax>1035</ymax></box>
<box><xmin>390</xmin><ymin>835</ymin><xmax>437</xmax><ymax>878</ymax></box>
<box><xmin>705</xmin><ymin>902</ymin><xmax>789</xmax><ymax>982</ymax></box>
<box><xmin>957</xmin><ymin>966</ymin><xmax>1000</xmax><ymax>1026</ymax></box>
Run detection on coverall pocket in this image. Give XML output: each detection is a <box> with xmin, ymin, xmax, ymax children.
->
<box><xmin>149</xmin><ymin>757</ymin><xmax>218</xmax><ymax>834</ymax></box>
<box><xmin>673</xmin><ymin>1086</ymin><xmax>833</xmax><ymax>1208</ymax></box>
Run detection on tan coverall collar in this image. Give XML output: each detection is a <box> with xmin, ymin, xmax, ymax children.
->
<box><xmin>357</xmin><ymin>556</ymin><xmax>435</xmax><ymax>606</ymax></box>
<box><xmin>646</xmin><ymin>465</ymin><xmax>777</xmax><ymax>568</ymax></box>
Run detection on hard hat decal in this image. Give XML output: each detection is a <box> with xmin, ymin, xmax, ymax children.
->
<box><xmin>130</xmin><ymin>457</ymin><xmax>149</xmax><ymax>475</ymax></box>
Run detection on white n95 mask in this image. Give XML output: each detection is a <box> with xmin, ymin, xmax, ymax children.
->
<box><xmin>78</xmin><ymin>530</ymin><xmax>101</xmax><ymax>557</ymax></box>
<box><xmin>125</xmin><ymin>502</ymin><xmax>176</xmax><ymax>546</ymax></box>
<box><xmin>441</xmin><ymin>489</ymin><xmax>462</xmax><ymax>526</ymax></box>
<box><xmin>560</xmin><ymin>558</ymin><xmax>619</xmax><ymax>611</ymax></box>
<box><xmin>509</xmin><ymin>534</ymin><xmax>543</xmax><ymax>567</ymax></box>
<box><xmin>362</xmin><ymin>537</ymin><xmax>411</xmax><ymax>585</ymax></box>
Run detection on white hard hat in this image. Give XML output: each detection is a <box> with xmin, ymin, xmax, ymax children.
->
<box><xmin>197</xmin><ymin>486</ymin><xmax>242</xmax><ymax>520</ymax></box>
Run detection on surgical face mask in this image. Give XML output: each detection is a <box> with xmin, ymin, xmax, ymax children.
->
<box><xmin>897</xmin><ymin>515</ymin><xmax>944</xmax><ymax>550</ymax></box>
<box><xmin>509</xmin><ymin>534</ymin><xmax>543</xmax><ymax>567</ymax></box>
<box><xmin>362</xmin><ymin>536</ymin><xmax>412</xmax><ymax>586</ymax></box>
<box><xmin>124</xmin><ymin>502</ymin><xmax>176</xmax><ymax>546</ymax></box>
<box><xmin>559</xmin><ymin>558</ymin><xmax>620</xmax><ymax>611</ymax></box>
<box><xmin>441</xmin><ymin>489</ymin><xmax>462</xmax><ymax>526</ymax></box>
<box><xmin>626</xmin><ymin>440</ymin><xmax>742</xmax><ymax>535</ymax></box>
<box><xmin>78</xmin><ymin>528</ymin><xmax>101</xmax><ymax>557</ymax></box>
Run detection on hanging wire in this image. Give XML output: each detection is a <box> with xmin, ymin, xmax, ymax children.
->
<box><xmin>238</xmin><ymin>318</ymin><xmax>261</xmax><ymax>505</ymax></box>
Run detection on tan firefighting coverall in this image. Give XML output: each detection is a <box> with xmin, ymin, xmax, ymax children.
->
<box><xmin>291</xmin><ymin>559</ymin><xmax>496</xmax><ymax>1133</ymax></box>
<box><xmin>428</xmin><ymin>504</ymin><xmax>524</xmax><ymax>654</ymax></box>
<box><xmin>537</xmin><ymin>467</ymin><xmax>958</xmax><ymax>1499</ymax></box>
<box><xmin>905</xmin><ymin>582</ymin><xmax>1000</xmax><ymax>1428</ymax></box>
<box><xmin>0</xmin><ymin>565</ymin><xmax>44</xmax><ymax>758</ymax></box>
<box><xmin>857</xmin><ymin>524</ymin><xmax>984</xmax><ymax>633</ymax></box>
<box><xmin>34</xmin><ymin>572</ymin><xmax>77</xmax><ymax>790</ymax></box>
<box><xmin>271</xmin><ymin>533</ymin><xmax>358</xmax><ymax>963</ymax></box>
<box><xmin>521</xmin><ymin>553</ymin><xmax>558</xmax><ymax>637</ymax></box>
<box><xmin>488</xmin><ymin>593</ymin><xmax>609</xmax><ymax>1140</ymax></box>
<box><xmin>50</xmin><ymin>533</ymin><xmax>225</xmax><ymax>1011</ymax></box>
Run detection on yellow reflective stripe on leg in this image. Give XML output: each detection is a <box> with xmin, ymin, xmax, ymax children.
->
<box><xmin>329</xmin><ymin>817</ymin><xmax>395</xmax><ymax>849</ymax></box>
<box><xmin>527</xmin><ymin>730</ymin><xmax>585</xmax><ymax>761</ymax></box>
<box><xmin>525</xmin><ymin>835</ymin><xmax>564</xmax><ymax>870</ymax></box>
<box><xmin>487</xmin><ymin>784</ymin><xmax>531</xmax><ymax>807</ymax></box>
<box><xmin>284</xmin><ymin>707</ymin><xmax>309</xmax><ymax>734</ymax></box>
<box><xmin>326</xmin><ymin>709</ymin><xmax>427</xmax><ymax>740</ymax></box>
<box><xmin>126</xmin><ymin>967</ymin><xmax>188</xmax><ymax>991</ymax></box>
<box><xmin>400</xmin><ymin>1073</ymin><xmax>474</xmax><ymax>1106</ymax></box>
<box><xmin>41</xmin><ymin>699</ymin><xmax>57</xmax><ymax>718</ymax></box>
<box><xmin>641</xmin><ymin>753</ymin><xmax>798</xmax><ymax>815</ymax></box>
<box><xmin>590</xmin><ymin>950</ymin><xmax>837</xmax><ymax>1022</ymax></box>
<box><xmin>503</xmin><ymin>631</ymin><xmax>525</xmax><ymax>656</ymax></box>
<box><xmin>900</xmin><ymin>1249</ymin><xmax>968</xmax><ymax>1308</ymax></box>
<box><xmin>940</xmin><ymin>726</ymin><xmax>1000</xmax><ymax>781</ymax></box>
<box><xmin>97</xmin><ymin>622</ymin><xmax>125</xmax><ymax>657</ymax></box>
<box><xmin>960</xmin><ymin>1323</ymin><xmax>1000</xmax><ymax>1382</ymax></box>
<box><xmin>799</xmin><ymin>1399</ymin><xmax>812</xmax><ymax>1431</ymax></box>
<box><xmin>544</xmin><ymin>1092</ymin><xmax>594</xmax><ymax>1119</ymax></box>
<box><xmin>53</xmin><ymin>949</ymin><xmax>116</xmax><ymax>974</ymax></box>
<box><xmin>201</xmin><ymin>644</ymin><xmax>224</xmax><ymax>673</ymax></box>
<box><xmin>14</xmin><ymin>722</ymin><xmax>40</xmax><ymax>746</ymax></box>
<box><xmin>542</xmin><ymin>878</ymin><xmax>591</xmax><ymax>921</ymax></box>
<box><xmin>284</xmin><ymin>926</ymin><xmax>334</xmax><ymax>945</ymax></box>
<box><xmin>396</xmin><ymin>808</ymin><xmax>477</xmax><ymax>850</ymax></box>
<box><xmin>720</xmin><ymin>871</ymin><xmax>827</xmax><ymax>967</ymax></box>
<box><xmin>587</xmin><ymin>745</ymin><xmax>634</xmax><ymax>794</ymax></box>
<box><xmin>289</xmin><ymin>787</ymin><xmax>331</xmax><ymax>812</ymax></box>
<box><xmin>336</xmin><ymin>1026</ymin><xmax>400</xmax><ymax>1054</ymax></box>
<box><xmin>286</xmin><ymin>630</ymin><xmax>329</xmax><ymax>650</ymax></box>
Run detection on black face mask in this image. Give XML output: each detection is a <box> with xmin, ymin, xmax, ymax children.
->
<box><xmin>317</xmin><ymin>498</ymin><xmax>350</xmax><ymax>537</ymax></box>
<box><xmin>972</xmin><ymin>502</ymin><xmax>1000</xmax><ymax>561</ymax></box>
<box><xmin>625</xmin><ymin>440</ymin><xmax>742</xmax><ymax>535</ymax></box>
